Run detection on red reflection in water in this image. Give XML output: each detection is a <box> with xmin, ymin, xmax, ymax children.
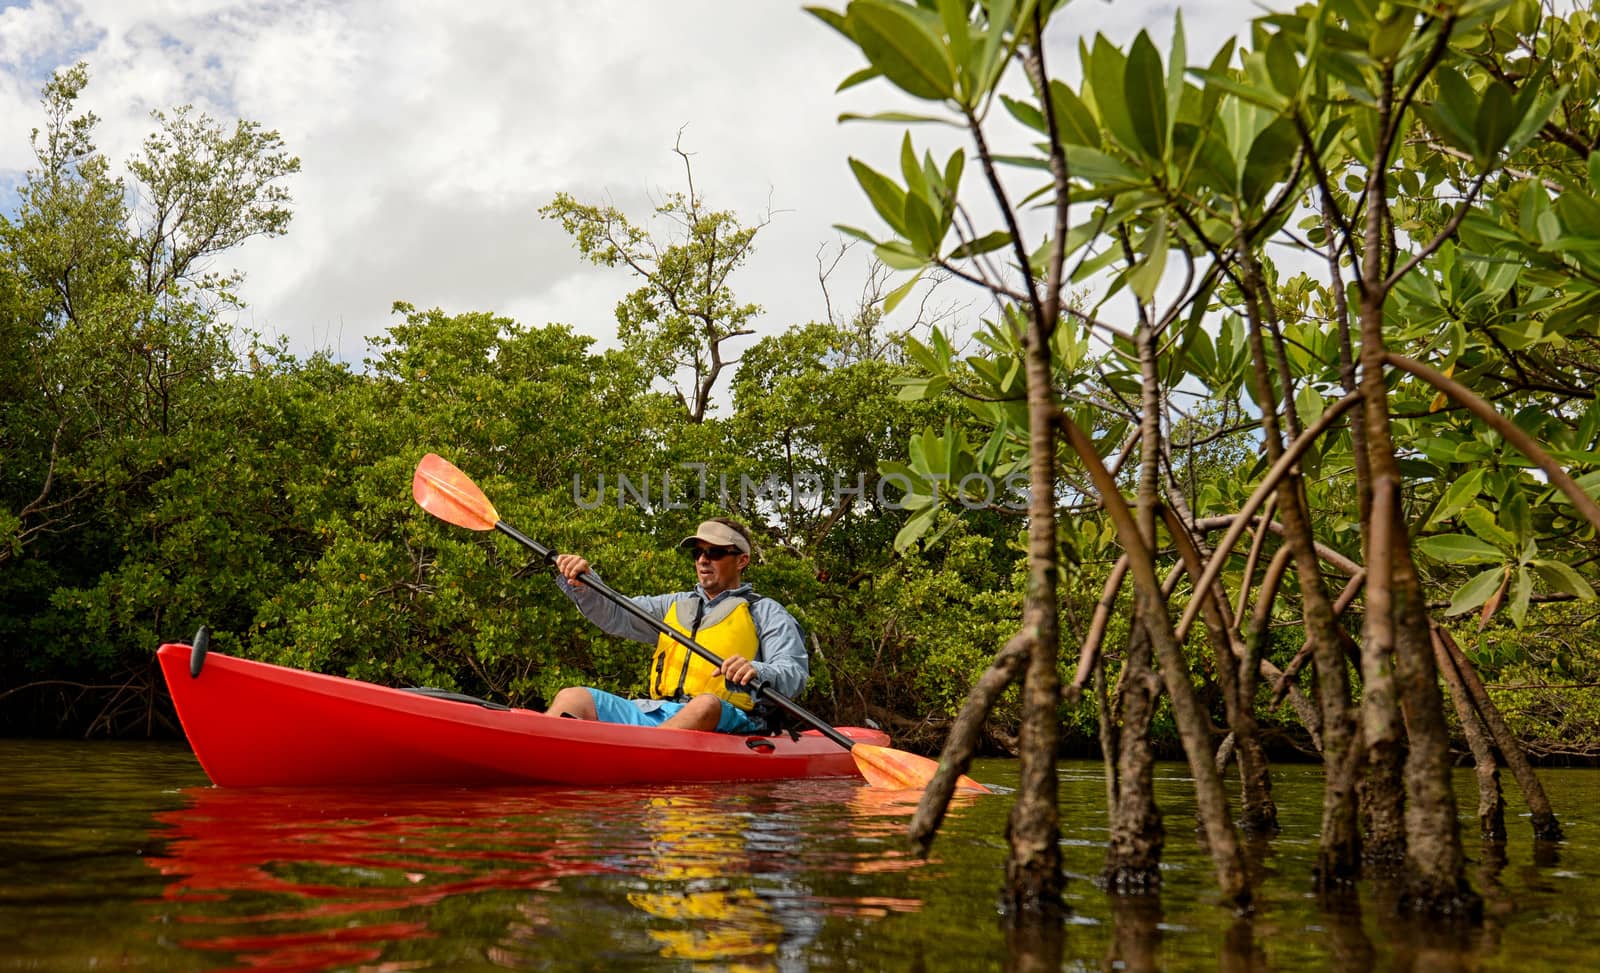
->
<box><xmin>178</xmin><ymin>921</ymin><xmax>429</xmax><ymax>973</ymax></box>
<box><xmin>145</xmin><ymin>786</ymin><xmax>623</xmax><ymax>971</ymax></box>
<box><xmin>144</xmin><ymin>780</ymin><xmax>968</xmax><ymax>971</ymax></box>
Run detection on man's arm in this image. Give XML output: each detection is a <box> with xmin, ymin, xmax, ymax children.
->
<box><xmin>554</xmin><ymin>574</ymin><xmax>673</xmax><ymax>646</ymax></box>
<box><xmin>747</xmin><ymin>600</ymin><xmax>809</xmax><ymax>698</ymax></box>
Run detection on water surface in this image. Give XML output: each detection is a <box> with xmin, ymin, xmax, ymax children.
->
<box><xmin>2</xmin><ymin>740</ymin><xmax>1597</xmax><ymax>970</ymax></box>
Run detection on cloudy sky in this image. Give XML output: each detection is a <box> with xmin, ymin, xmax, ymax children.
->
<box><xmin>0</xmin><ymin>0</ymin><xmax>1244</xmax><ymax>362</ymax></box>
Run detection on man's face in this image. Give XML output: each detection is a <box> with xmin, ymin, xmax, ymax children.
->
<box><xmin>691</xmin><ymin>543</ymin><xmax>748</xmax><ymax>596</ymax></box>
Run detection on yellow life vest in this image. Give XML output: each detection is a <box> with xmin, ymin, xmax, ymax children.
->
<box><xmin>651</xmin><ymin>593</ymin><xmax>761</xmax><ymax>711</ymax></box>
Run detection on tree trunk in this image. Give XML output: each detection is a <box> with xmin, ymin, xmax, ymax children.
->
<box><xmin>910</xmin><ymin>634</ymin><xmax>1030</xmax><ymax>854</ymax></box>
<box><xmin>1140</xmin><ymin>597</ymin><xmax>1254</xmax><ymax>909</ymax></box>
<box><xmin>1103</xmin><ymin>617</ymin><xmax>1165</xmax><ymax>893</ymax></box>
<box><xmin>1357</xmin><ymin>291</ymin><xmax>1478</xmax><ymax>917</ymax></box>
<box><xmin>1435</xmin><ymin>625</ymin><xmax>1562</xmax><ymax>841</ymax></box>
<box><xmin>1003</xmin><ymin>303</ymin><xmax>1063</xmax><ymax>916</ymax></box>
<box><xmin>1354</xmin><ymin>478</ymin><xmax>1407</xmax><ymax>868</ymax></box>
<box><xmin>1432</xmin><ymin>624</ymin><xmax>1505</xmax><ymax>841</ymax></box>
<box><xmin>1235</xmin><ymin>238</ymin><xmax>1360</xmax><ymax>885</ymax></box>
<box><xmin>1161</xmin><ymin>504</ymin><xmax>1276</xmax><ymax>834</ymax></box>
<box><xmin>1345</xmin><ymin>52</ymin><xmax>1478</xmax><ymax>917</ymax></box>
<box><xmin>1103</xmin><ymin>320</ymin><xmax>1171</xmax><ymax>894</ymax></box>
<box><xmin>1063</xmin><ymin>341</ymin><xmax>1253</xmax><ymax>908</ymax></box>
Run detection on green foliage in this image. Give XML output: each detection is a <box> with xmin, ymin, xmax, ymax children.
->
<box><xmin>811</xmin><ymin>0</ymin><xmax>1600</xmax><ymax>773</ymax></box>
<box><xmin>127</xmin><ymin>105</ymin><xmax>299</xmax><ymax>297</ymax></box>
<box><xmin>0</xmin><ymin>66</ymin><xmax>1042</xmax><ymax>746</ymax></box>
<box><xmin>11</xmin><ymin>0</ymin><xmax>1600</xmax><ymax>769</ymax></box>
<box><xmin>539</xmin><ymin>148</ymin><xmax>763</xmax><ymax>423</ymax></box>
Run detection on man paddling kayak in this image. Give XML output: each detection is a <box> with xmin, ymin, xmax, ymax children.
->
<box><xmin>546</xmin><ymin>518</ymin><xmax>809</xmax><ymax>733</ymax></box>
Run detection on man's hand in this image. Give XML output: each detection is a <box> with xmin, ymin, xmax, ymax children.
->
<box><xmin>718</xmin><ymin>654</ymin><xmax>759</xmax><ymax>687</ymax></box>
<box><xmin>554</xmin><ymin>553</ymin><xmax>591</xmax><ymax>586</ymax></box>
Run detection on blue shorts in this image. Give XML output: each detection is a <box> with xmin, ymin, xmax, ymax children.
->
<box><xmin>584</xmin><ymin>688</ymin><xmax>766</xmax><ymax>734</ymax></box>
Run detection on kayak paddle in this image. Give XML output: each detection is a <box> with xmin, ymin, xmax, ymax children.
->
<box><xmin>411</xmin><ymin>452</ymin><xmax>988</xmax><ymax>793</ymax></box>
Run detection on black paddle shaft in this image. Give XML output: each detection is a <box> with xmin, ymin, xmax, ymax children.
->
<box><xmin>495</xmin><ymin>521</ymin><xmax>857</xmax><ymax>751</ymax></box>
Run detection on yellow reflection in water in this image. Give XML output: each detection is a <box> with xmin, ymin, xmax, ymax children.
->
<box><xmin>627</xmin><ymin>795</ymin><xmax>785</xmax><ymax>971</ymax></box>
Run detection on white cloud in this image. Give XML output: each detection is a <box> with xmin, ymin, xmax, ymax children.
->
<box><xmin>0</xmin><ymin>0</ymin><xmax>1257</xmax><ymax>362</ymax></box>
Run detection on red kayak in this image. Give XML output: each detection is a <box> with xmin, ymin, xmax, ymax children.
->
<box><xmin>156</xmin><ymin>643</ymin><xmax>890</xmax><ymax>788</ymax></box>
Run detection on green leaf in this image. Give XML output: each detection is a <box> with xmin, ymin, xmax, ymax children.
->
<box><xmin>1002</xmin><ymin>94</ymin><xmax>1046</xmax><ymax>132</ymax></box>
<box><xmin>893</xmin><ymin>502</ymin><xmax>939</xmax><ymax>552</ymax></box>
<box><xmin>1529</xmin><ymin>558</ymin><xmax>1597</xmax><ymax>600</ymax></box>
<box><xmin>949</xmin><ymin>230</ymin><xmax>1013</xmax><ymax>259</ymax></box>
<box><xmin>883</xmin><ymin>269</ymin><xmax>924</xmax><ymax>314</ymax></box>
<box><xmin>990</xmin><ymin>152</ymin><xmax>1050</xmax><ymax>171</ymax></box>
<box><xmin>894</xmin><ymin>336</ymin><xmax>936</xmax><ymax>377</ymax></box>
<box><xmin>1461</xmin><ymin>505</ymin><xmax>1516</xmax><ymax>547</ymax></box>
<box><xmin>838</xmin><ymin>109</ymin><xmax>961</xmax><ymax>125</ymax></box>
<box><xmin>1556</xmin><ymin>191</ymin><xmax>1600</xmax><ymax>239</ymax></box>
<box><xmin>1414</xmin><ymin>436</ymin><xmax>1463</xmax><ymax>463</ymax></box>
<box><xmin>1414</xmin><ymin>533</ymin><xmax>1504</xmax><ymax>565</ymax></box>
<box><xmin>1124</xmin><ymin>31</ymin><xmax>1168</xmax><ymax>158</ymax></box>
<box><xmin>1187</xmin><ymin>67</ymin><xmax>1289</xmax><ymax>112</ymax></box>
<box><xmin>942</xmin><ymin>147</ymin><xmax>965</xmax><ymax>197</ymax></box>
<box><xmin>1263</xmin><ymin>29</ymin><xmax>1299</xmax><ymax>98</ymax></box>
<box><xmin>806</xmin><ymin>5</ymin><xmax>850</xmax><ymax>37</ymax></box>
<box><xmin>1368</xmin><ymin>8</ymin><xmax>1414</xmax><ymax>62</ymax></box>
<box><xmin>1510</xmin><ymin>565</ymin><xmax>1532</xmax><ymax>627</ymax></box>
<box><xmin>1165</xmin><ymin>12</ymin><xmax>1187</xmax><ymax>144</ymax></box>
<box><xmin>1446</xmin><ymin>566</ymin><xmax>1508</xmax><ymax>616</ymax></box>
<box><xmin>1293</xmin><ymin>382</ymin><xmax>1325</xmax><ymax>430</ymax></box>
<box><xmin>903</xmin><ymin>190</ymin><xmax>942</xmax><ymax>253</ymax></box>
<box><xmin>849</xmin><ymin>158</ymin><xmax>908</xmax><ymax>234</ymax></box>
<box><xmin>1088</xmin><ymin>34</ymin><xmax>1144</xmax><ymax>154</ymax></box>
<box><xmin>835</xmin><ymin>66</ymin><xmax>884</xmax><ymax>93</ymax></box>
<box><xmin>873</xmin><ymin>240</ymin><xmax>929</xmax><ymax>270</ymax></box>
<box><xmin>845</xmin><ymin>0</ymin><xmax>957</xmax><ymax>102</ymax></box>
<box><xmin>1241</xmin><ymin>117</ymin><xmax>1298</xmax><ymax>202</ymax></box>
<box><xmin>831</xmin><ymin>223</ymin><xmax>880</xmax><ymax>245</ymax></box>
<box><xmin>894</xmin><ymin>376</ymin><xmax>930</xmax><ymax>401</ymax></box>
<box><xmin>899</xmin><ymin>131</ymin><xmax>928</xmax><ymax>199</ymax></box>
<box><xmin>1506</xmin><ymin>81</ymin><xmax>1566</xmax><ymax>156</ymax></box>
<box><xmin>1426</xmin><ymin>468</ymin><xmax>1486</xmax><ymax>528</ymax></box>
<box><xmin>1048</xmin><ymin>81</ymin><xmax>1102</xmax><ymax>148</ymax></box>
<box><xmin>1070</xmin><ymin>241</ymin><xmax>1123</xmax><ymax>283</ymax></box>
<box><xmin>1427</xmin><ymin>66</ymin><xmax>1480</xmax><ymax>156</ymax></box>
<box><xmin>1474</xmin><ymin>81</ymin><xmax>1516</xmax><ymax>165</ymax></box>
<box><xmin>1126</xmin><ymin>217</ymin><xmax>1167</xmax><ymax>302</ymax></box>
<box><xmin>919</xmin><ymin>426</ymin><xmax>947</xmax><ymax>476</ymax></box>
<box><xmin>1568</xmin><ymin>468</ymin><xmax>1600</xmax><ymax>505</ymax></box>
<box><xmin>1196</xmin><ymin>37</ymin><xmax>1238</xmax><ymax>120</ymax></box>
<box><xmin>1063</xmin><ymin>144</ymin><xmax>1144</xmax><ymax>186</ymax></box>
<box><xmin>1501</xmin><ymin>483</ymin><xmax>1532</xmax><ymax>549</ymax></box>
<box><xmin>937</xmin><ymin>0</ymin><xmax>970</xmax><ymax>71</ymax></box>
<box><xmin>973</xmin><ymin>0</ymin><xmax>1020</xmax><ymax>94</ymax></box>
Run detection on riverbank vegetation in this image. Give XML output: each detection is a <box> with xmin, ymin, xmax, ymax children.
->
<box><xmin>811</xmin><ymin>0</ymin><xmax>1600</xmax><ymax>923</ymax></box>
<box><xmin>3</xmin><ymin>0</ymin><xmax>1600</xmax><ymax>928</ymax></box>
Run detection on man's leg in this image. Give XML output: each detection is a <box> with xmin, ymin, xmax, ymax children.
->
<box><xmin>658</xmin><ymin>693</ymin><xmax>723</xmax><ymax>731</ymax></box>
<box><xmin>546</xmin><ymin>686</ymin><xmax>598</xmax><ymax>720</ymax></box>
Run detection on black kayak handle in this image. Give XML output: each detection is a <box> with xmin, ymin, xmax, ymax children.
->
<box><xmin>189</xmin><ymin>626</ymin><xmax>211</xmax><ymax>678</ymax></box>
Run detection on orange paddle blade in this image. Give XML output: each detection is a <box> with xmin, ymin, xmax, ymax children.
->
<box><xmin>851</xmin><ymin>744</ymin><xmax>991</xmax><ymax>793</ymax></box>
<box><xmin>413</xmin><ymin>453</ymin><xmax>500</xmax><ymax>531</ymax></box>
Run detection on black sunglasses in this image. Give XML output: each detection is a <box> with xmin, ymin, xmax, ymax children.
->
<box><xmin>690</xmin><ymin>545</ymin><xmax>742</xmax><ymax>562</ymax></box>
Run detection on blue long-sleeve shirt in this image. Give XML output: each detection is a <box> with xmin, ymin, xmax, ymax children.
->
<box><xmin>554</xmin><ymin>575</ymin><xmax>809</xmax><ymax>699</ymax></box>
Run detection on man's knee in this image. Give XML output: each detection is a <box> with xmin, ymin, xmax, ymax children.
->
<box><xmin>547</xmin><ymin>687</ymin><xmax>596</xmax><ymax>720</ymax></box>
<box><xmin>664</xmin><ymin>694</ymin><xmax>723</xmax><ymax>731</ymax></box>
